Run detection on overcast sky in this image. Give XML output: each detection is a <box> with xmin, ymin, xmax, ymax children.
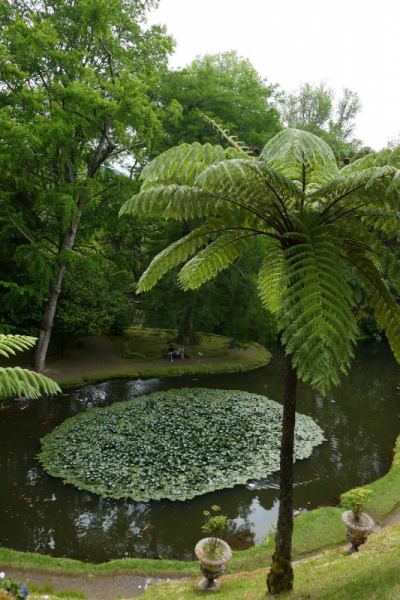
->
<box><xmin>147</xmin><ymin>0</ymin><xmax>400</xmax><ymax>150</ymax></box>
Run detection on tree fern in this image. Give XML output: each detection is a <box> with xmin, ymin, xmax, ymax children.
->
<box><xmin>120</xmin><ymin>124</ymin><xmax>400</xmax><ymax>593</ymax></box>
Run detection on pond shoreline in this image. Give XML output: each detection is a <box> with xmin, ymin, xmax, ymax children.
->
<box><xmin>1</xmin><ymin>432</ymin><xmax>400</xmax><ymax>578</ymax></box>
<box><xmin>41</xmin><ymin>330</ymin><xmax>272</xmax><ymax>387</ymax></box>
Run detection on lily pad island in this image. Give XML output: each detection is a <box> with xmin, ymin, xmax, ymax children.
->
<box><xmin>39</xmin><ymin>388</ymin><xmax>325</xmax><ymax>501</ymax></box>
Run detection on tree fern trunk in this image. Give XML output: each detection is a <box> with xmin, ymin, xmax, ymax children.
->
<box><xmin>267</xmin><ymin>352</ymin><xmax>298</xmax><ymax>595</ymax></box>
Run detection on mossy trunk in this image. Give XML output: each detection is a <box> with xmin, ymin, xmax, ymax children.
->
<box><xmin>267</xmin><ymin>352</ymin><xmax>297</xmax><ymax>595</ymax></box>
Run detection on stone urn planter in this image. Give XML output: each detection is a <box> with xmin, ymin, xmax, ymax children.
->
<box><xmin>342</xmin><ymin>510</ymin><xmax>374</xmax><ymax>553</ymax></box>
<box><xmin>194</xmin><ymin>537</ymin><xmax>232</xmax><ymax>591</ymax></box>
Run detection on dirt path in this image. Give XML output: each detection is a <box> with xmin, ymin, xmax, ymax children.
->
<box><xmin>0</xmin><ymin>566</ymin><xmax>188</xmax><ymax>599</ymax></box>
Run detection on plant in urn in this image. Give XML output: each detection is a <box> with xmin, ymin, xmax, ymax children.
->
<box><xmin>340</xmin><ymin>487</ymin><xmax>374</xmax><ymax>553</ymax></box>
<box><xmin>194</xmin><ymin>506</ymin><xmax>232</xmax><ymax>592</ymax></box>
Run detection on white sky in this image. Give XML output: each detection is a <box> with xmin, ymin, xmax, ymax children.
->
<box><xmin>147</xmin><ymin>0</ymin><xmax>400</xmax><ymax>151</ymax></box>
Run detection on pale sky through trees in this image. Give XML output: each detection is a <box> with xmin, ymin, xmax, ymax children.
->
<box><xmin>147</xmin><ymin>0</ymin><xmax>400</xmax><ymax>151</ymax></box>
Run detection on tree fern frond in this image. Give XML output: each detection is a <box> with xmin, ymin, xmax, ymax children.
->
<box><xmin>198</xmin><ymin>113</ymin><xmax>252</xmax><ymax>156</ymax></box>
<box><xmin>346</xmin><ymin>247</ymin><xmax>400</xmax><ymax>362</ymax></box>
<box><xmin>119</xmin><ymin>185</ymin><xmax>214</xmax><ymax>220</ymax></box>
<box><xmin>258</xmin><ymin>244</ymin><xmax>286</xmax><ymax>313</ymax></box>
<box><xmin>279</xmin><ymin>221</ymin><xmax>358</xmax><ymax>394</ymax></box>
<box><xmin>197</xmin><ymin>159</ymin><xmax>305</xmax><ymax>208</ymax></box>
<box><xmin>136</xmin><ymin>222</ymin><xmax>222</xmax><ymax>293</ymax></box>
<box><xmin>315</xmin><ymin>167</ymin><xmax>398</xmax><ymax>213</ymax></box>
<box><xmin>178</xmin><ymin>231</ymin><xmax>255</xmax><ymax>290</ymax></box>
<box><xmin>340</xmin><ymin>152</ymin><xmax>378</xmax><ymax>174</ymax></box>
<box><xmin>352</xmin><ymin>208</ymin><xmax>400</xmax><ymax>238</ymax></box>
<box><xmin>0</xmin><ymin>367</ymin><xmax>61</xmax><ymax>401</ymax></box>
<box><xmin>0</xmin><ymin>334</ymin><xmax>37</xmax><ymax>358</ymax></box>
<box><xmin>260</xmin><ymin>128</ymin><xmax>339</xmax><ymax>189</ymax></box>
<box><xmin>140</xmin><ymin>142</ymin><xmax>228</xmax><ymax>189</ymax></box>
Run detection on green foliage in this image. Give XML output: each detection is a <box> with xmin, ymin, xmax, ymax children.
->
<box><xmin>0</xmin><ymin>0</ymin><xmax>175</xmax><ymax>367</ymax></box>
<box><xmin>0</xmin><ymin>334</ymin><xmax>61</xmax><ymax>401</ymax></box>
<box><xmin>202</xmin><ymin>505</ymin><xmax>227</xmax><ymax>538</ymax></box>
<box><xmin>54</xmin><ymin>257</ymin><xmax>132</xmax><ymax>353</ymax></box>
<box><xmin>120</xmin><ymin>126</ymin><xmax>400</xmax><ymax>395</ymax></box>
<box><xmin>38</xmin><ymin>388</ymin><xmax>325</xmax><ymax>501</ymax></box>
<box><xmin>1</xmin><ymin>577</ymin><xmax>29</xmax><ymax>599</ymax></box>
<box><xmin>280</xmin><ymin>81</ymin><xmax>363</xmax><ymax>163</ymax></box>
<box><xmin>340</xmin><ymin>487</ymin><xmax>373</xmax><ymax>519</ymax></box>
<box><xmin>122</xmin><ymin>343</ymin><xmax>146</xmax><ymax>359</ymax></box>
<box><xmin>155</xmin><ymin>51</ymin><xmax>281</xmax><ymax>152</ymax></box>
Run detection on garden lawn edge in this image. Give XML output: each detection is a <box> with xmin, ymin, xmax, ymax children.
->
<box><xmin>1</xmin><ymin>408</ymin><xmax>400</xmax><ymax>578</ymax></box>
<box><xmin>53</xmin><ymin>352</ymin><xmax>271</xmax><ymax>388</ymax></box>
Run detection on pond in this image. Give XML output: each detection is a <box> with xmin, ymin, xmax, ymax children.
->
<box><xmin>1</xmin><ymin>341</ymin><xmax>400</xmax><ymax>562</ymax></box>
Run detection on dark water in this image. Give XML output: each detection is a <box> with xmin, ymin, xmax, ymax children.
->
<box><xmin>1</xmin><ymin>341</ymin><xmax>400</xmax><ymax>562</ymax></box>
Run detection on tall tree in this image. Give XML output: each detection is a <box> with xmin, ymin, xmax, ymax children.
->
<box><xmin>120</xmin><ymin>123</ymin><xmax>400</xmax><ymax>594</ymax></box>
<box><xmin>0</xmin><ymin>0</ymin><xmax>176</xmax><ymax>370</ymax></box>
<box><xmin>280</xmin><ymin>81</ymin><xmax>363</xmax><ymax>162</ymax></box>
<box><xmin>155</xmin><ymin>51</ymin><xmax>281</xmax><ymax>152</ymax></box>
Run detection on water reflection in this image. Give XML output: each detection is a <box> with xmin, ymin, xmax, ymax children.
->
<box><xmin>0</xmin><ymin>341</ymin><xmax>399</xmax><ymax>560</ymax></box>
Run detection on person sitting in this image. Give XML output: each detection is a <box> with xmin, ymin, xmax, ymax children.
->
<box><xmin>167</xmin><ymin>345</ymin><xmax>175</xmax><ymax>362</ymax></box>
<box><xmin>178</xmin><ymin>345</ymin><xmax>185</xmax><ymax>361</ymax></box>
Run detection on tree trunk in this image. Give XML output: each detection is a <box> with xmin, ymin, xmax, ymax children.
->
<box><xmin>31</xmin><ymin>221</ymin><xmax>81</xmax><ymax>372</ymax></box>
<box><xmin>175</xmin><ymin>303</ymin><xmax>199</xmax><ymax>345</ymax></box>
<box><xmin>267</xmin><ymin>352</ymin><xmax>298</xmax><ymax>595</ymax></box>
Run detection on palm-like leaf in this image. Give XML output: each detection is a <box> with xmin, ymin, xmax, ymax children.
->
<box><xmin>0</xmin><ymin>367</ymin><xmax>61</xmax><ymax>401</ymax></box>
<box><xmin>0</xmin><ymin>334</ymin><xmax>61</xmax><ymax>401</ymax></box>
<box><xmin>0</xmin><ymin>334</ymin><xmax>38</xmax><ymax>358</ymax></box>
<box><xmin>260</xmin><ymin>128</ymin><xmax>339</xmax><ymax>190</ymax></box>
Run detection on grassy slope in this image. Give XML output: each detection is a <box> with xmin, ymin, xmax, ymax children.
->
<box><xmin>46</xmin><ymin>329</ymin><xmax>271</xmax><ymax>386</ymax></box>
<box><xmin>143</xmin><ymin>523</ymin><xmax>400</xmax><ymax>600</ymax></box>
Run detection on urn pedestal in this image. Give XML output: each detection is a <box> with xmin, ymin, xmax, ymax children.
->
<box><xmin>194</xmin><ymin>538</ymin><xmax>232</xmax><ymax>591</ymax></box>
<box><xmin>341</xmin><ymin>510</ymin><xmax>374</xmax><ymax>553</ymax></box>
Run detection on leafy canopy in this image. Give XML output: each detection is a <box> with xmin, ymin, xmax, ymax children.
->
<box><xmin>120</xmin><ymin>124</ymin><xmax>400</xmax><ymax>395</ymax></box>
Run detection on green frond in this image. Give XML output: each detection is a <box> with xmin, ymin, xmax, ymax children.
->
<box><xmin>0</xmin><ymin>334</ymin><xmax>37</xmax><ymax>358</ymax></box>
<box><xmin>197</xmin><ymin>159</ymin><xmax>305</xmax><ymax>208</ymax></box>
<box><xmin>139</xmin><ymin>142</ymin><xmax>248</xmax><ymax>191</ymax></box>
<box><xmin>136</xmin><ymin>222</ymin><xmax>222</xmax><ymax>293</ymax></box>
<box><xmin>258</xmin><ymin>244</ymin><xmax>286</xmax><ymax>313</ymax></box>
<box><xmin>388</xmin><ymin>145</ymin><xmax>400</xmax><ymax>168</ymax></box>
<box><xmin>119</xmin><ymin>185</ymin><xmax>214</xmax><ymax>220</ymax></box>
<box><xmin>346</xmin><ymin>247</ymin><xmax>400</xmax><ymax>362</ymax></box>
<box><xmin>340</xmin><ymin>153</ymin><xmax>378</xmax><ymax>174</ymax></box>
<box><xmin>386</xmin><ymin>169</ymin><xmax>400</xmax><ymax>195</ymax></box>
<box><xmin>278</xmin><ymin>218</ymin><xmax>358</xmax><ymax>394</ymax></box>
<box><xmin>312</xmin><ymin>167</ymin><xmax>398</xmax><ymax>212</ymax></box>
<box><xmin>198</xmin><ymin>113</ymin><xmax>252</xmax><ymax>156</ymax></box>
<box><xmin>373</xmin><ymin>148</ymin><xmax>392</xmax><ymax>167</ymax></box>
<box><xmin>0</xmin><ymin>367</ymin><xmax>61</xmax><ymax>401</ymax></box>
<box><xmin>353</xmin><ymin>208</ymin><xmax>400</xmax><ymax>238</ymax></box>
<box><xmin>178</xmin><ymin>231</ymin><xmax>254</xmax><ymax>290</ymax></box>
<box><xmin>260</xmin><ymin>128</ymin><xmax>339</xmax><ymax>190</ymax></box>
<box><xmin>140</xmin><ymin>142</ymin><xmax>227</xmax><ymax>189</ymax></box>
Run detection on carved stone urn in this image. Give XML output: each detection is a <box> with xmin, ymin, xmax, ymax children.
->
<box><xmin>342</xmin><ymin>510</ymin><xmax>374</xmax><ymax>553</ymax></box>
<box><xmin>194</xmin><ymin>537</ymin><xmax>232</xmax><ymax>591</ymax></box>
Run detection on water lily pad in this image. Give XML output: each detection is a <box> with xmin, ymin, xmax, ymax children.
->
<box><xmin>38</xmin><ymin>388</ymin><xmax>325</xmax><ymax>501</ymax></box>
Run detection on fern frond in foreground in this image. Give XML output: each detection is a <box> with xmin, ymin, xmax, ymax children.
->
<box><xmin>0</xmin><ymin>367</ymin><xmax>61</xmax><ymax>401</ymax></box>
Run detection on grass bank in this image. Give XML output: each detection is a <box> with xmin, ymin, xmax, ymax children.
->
<box><xmin>143</xmin><ymin>523</ymin><xmax>400</xmax><ymax>600</ymax></box>
<box><xmin>38</xmin><ymin>329</ymin><xmax>271</xmax><ymax>387</ymax></box>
